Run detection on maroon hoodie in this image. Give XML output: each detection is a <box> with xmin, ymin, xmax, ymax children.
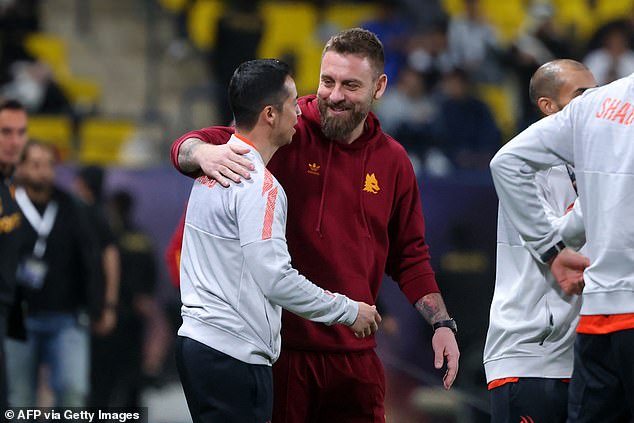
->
<box><xmin>171</xmin><ymin>95</ymin><xmax>439</xmax><ymax>352</ymax></box>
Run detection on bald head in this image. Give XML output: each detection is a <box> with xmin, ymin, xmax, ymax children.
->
<box><xmin>529</xmin><ymin>59</ymin><xmax>596</xmax><ymax>116</ymax></box>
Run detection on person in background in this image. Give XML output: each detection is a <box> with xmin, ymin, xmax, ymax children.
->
<box><xmin>490</xmin><ymin>61</ymin><xmax>634</xmax><ymax>421</ymax></box>
<box><xmin>6</xmin><ymin>140</ymin><xmax>96</xmax><ymax>407</ymax></box>
<box><xmin>485</xmin><ymin>59</ymin><xmax>596</xmax><ymax>423</ymax></box>
<box><xmin>0</xmin><ymin>99</ymin><xmax>28</xmax><ymax>411</ymax></box>
<box><xmin>90</xmin><ymin>190</ymin><xmax>158</xmax><ymax>407</ymax></box>
<box><xmin>74</xmin><ymin>165</ymin><xmax>120</xmax><ymax>335</ymax></box>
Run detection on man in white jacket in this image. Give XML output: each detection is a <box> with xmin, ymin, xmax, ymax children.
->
<box><xmin>484</xmin><ymin>59</ymin><xmax>595</xmax><ymax>423</ymax></box>
<box><xmin>490</xmin><ymin>65</ymin><xmax>634</xmax><ymax>421</ymax></box>
<box><xmin>176</xmin><ymin>59</ymin><xmax>381</xmax><ymax>423</ymax></box>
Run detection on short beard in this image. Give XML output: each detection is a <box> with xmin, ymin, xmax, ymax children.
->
<box><xmin>318</xmin><ymin>97</ymin><xmax>371</xmax><ymax>141</ymax></box>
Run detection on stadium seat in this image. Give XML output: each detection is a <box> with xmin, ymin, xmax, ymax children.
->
<box><xmin>595</xmin><ymin>0</ymin><xmax>634</xmax><ymax>25</ymax></box>
<box><xmin>78</xmin><ymin>119</ymin><xmax>136</xmax><ymax>165</ymax></box>
<box><xmin>258</xmin><ymin>2</ymin><xmax>319</xmax><ymax>95</ymax></box>
<box><xmin>323</xmin><ymin>3</ymin><xmax>379</xmax><ymax>30</ymax></box>
<box><xmin>476</xmin><ymin>83</ymin><xmax>516</xmax><ymax>140</ymax></box>
<box><xmin>551</xmin><ymin>0</ymin><xmax>596</xmax><ymax>41</ymax></box>
<box><xmin>24</xmin><ymin>33</ymin><xmax>72</xmax><ymax>79</ymax></box>
<box><xmin>481</xmin><ymin>0</ymin><xmax>525</xmax><ymax>44</ymax></box>
<box><xmin>24</xmin><ymin>32</ymin><xmax>102</xmax><ymax>110</ymax></box>
<box><xmin>28</xmin><ymin>115</ymin><xmax>74</xmax><ymax>160</ymax></box>
<box><xmin>159</xmin><ymin>0</ymin><xmax>189</xmax><ymax>13</ymax></box>
<box><xmin>187</xmin><ymin>0</ymin><xmax>223</xmax><ymax>50</ymax></box>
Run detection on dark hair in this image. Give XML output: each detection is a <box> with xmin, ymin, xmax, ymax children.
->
<box><xmin>228</xmin><ymin>59</ymin><xmax>291</xmax><ymax>130</ymax></box>
<box><xmin>323</xmin><ymin>28</ymin><xmax>385</xmax><ymax>77</ymax></box>
<box><xmin>20</xmin><ymin>139</ymin><xmax>56</xmax><ymax>163</ymax></box>
<box><xmin>0</xmin><ymin>99</ymin><xmax>26</xmax><ymax>114</ymax></box>
<box><xmin>529</xmin><ymin>59</ymin><xmax>589</xmax><ymax>106</ymax></box>
<box><xmin>78</xmin><ymin>165</ymin><xmax>104</xmax><ymax>201</ymax></box>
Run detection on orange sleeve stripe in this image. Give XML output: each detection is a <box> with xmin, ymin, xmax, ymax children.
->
<box><xmin>576</xmin><ymin>313</ymin><xmax>634</xmax><ymax>334</ymax></box>
<box><xmin>487</xmin><ymin>377</ymin><xmax>519</xmax><ymax>390</ymax></box>
<box><xmin>263</xmin><ymin>169</ymin><xmax>274</xmax><ymax>196</ymax></box>
<box><xmin>262</xmin><ymin>186</ymin><xmax>278</xmax><ymax>240</ymax></box>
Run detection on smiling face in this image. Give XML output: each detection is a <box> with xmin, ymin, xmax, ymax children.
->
<box><xmin>317</xmin><ymin>51</ymin><xmax>386</xmax><ymax>143</ymax></box>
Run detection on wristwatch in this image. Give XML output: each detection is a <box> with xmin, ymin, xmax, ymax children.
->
<box><xmin>540</xmin><ymin>240</ymin><xmax>566</xmax><ymax>263</ymax></box>
<box><xmin>433</xmin><ymin>318</ymin><xmax>458</xmax><ymax>335</ymax></box>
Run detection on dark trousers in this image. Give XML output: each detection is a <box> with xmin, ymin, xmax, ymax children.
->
<box><xmin>175</xmin><ymin>336</ymin><xmax>273</xmax><ymax>423</ymax></box>
<box><xmin>568</xmin><ymin>330</ymin><xmax>634</xmax><ymax>423</ymax></box>
<box><xmin>490</xmin><ymin>377</ymin><xmax>569</xmax><ymax>423</ymax></box>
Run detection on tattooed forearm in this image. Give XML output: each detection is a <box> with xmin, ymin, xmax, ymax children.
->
<box><xmin>178</xmin><ymin>138</ymin><xmax>205</xmax><ymax>174</ymax></box>
<box><xmin>415</xmin><ymin>293</ymin><xmax>451</xmax><ymax>324</ymax></box>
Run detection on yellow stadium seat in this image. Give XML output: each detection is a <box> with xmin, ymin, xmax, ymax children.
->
<box><xmin>79</xmin><ymin>119</ymin><xmax>136</xmax><ymax>165</ymax></box>
<box><xmin>159</xmin><ymin>0</ymin><xmax>189</xmax><ymax>13</ymax></box>
<box><xmin>294</xmin><ymin>41</ymin><xmax>323</xmax><ymax>95</ymax></box>
<box><xmin>442</xmin><ymin>0</ymin><xmax>464</xmax><ymax>16</ymax></box>
<box><xmin>187</xmin><ymin>0</ymin><xmax>224</xmax><ymax>50</ymax></box>
<box><xmin>28</xmin><ymin>115</ymin><xmax>74</xmax><ymax>160</ymax></box>
<box><xmin>552</xmin><ymin>0</ymin><xmax>596</xmax><ymax>41</ymax></box>
<box><xmin>24</xmin><ymin>32</ymin><xmax>102</xmax><ymax>110</ymax></box>
<box><xmin>481</xmin><ymin>0</ymin><xmax>525</xmax><ymax>44</ymax></box>
<box><xmin>24</xmin><ymin>33</ymin><xmax>72</xmax><ymax>79</ymax></box>
<box><xmin>596</xmin><ymin>0</ymin><xmax>634</xmax><ymax>24</ymax></box>
<box><xmin>258</xmin><ymin>2</ymin><xmax>317</xmax><ymax>56</ymax></box>
<box><xmin>324</xmin><ymin>3</ymin><xmax>379</xmax><ymax>30</ymax></box>
<box><xmin>476</xmin><ymin>83</ymin><xmax>515</xmax><ymax>140</ymax></box>
<box><xmin>257</xmin><ymin>2</ymin><xmax>319</xmax><ymax>95</ymax></box>
<box><xmin>58</xmin><ymin>76</ymin><xmax>101</xmax><ymax>111</ymax></box>
<box><xmin>442</xmin><ymin>0</ymin><xmax>524</xmax><ymax>44</ymax></box>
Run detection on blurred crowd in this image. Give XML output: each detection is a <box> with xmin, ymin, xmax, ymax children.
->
<box><xmin>166</xmin><ymin>0</ymin><xmax>634</xmax><ymax>177</ymax></box>
<box><xmin>4</xmin><ymin>0</ymin><xmax>634</xmax><ymax>415</ymax></box>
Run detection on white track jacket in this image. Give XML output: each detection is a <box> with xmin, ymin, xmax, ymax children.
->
<box><xmin>178</xmin><ymin>135</ymin><xmax>358</xmax><ymax>366</ymax></box>
<box><xmin>484</xmin><ymin>166</ymin><xmax>582</xmax><ymax>382</ymax></box>
<box><xmin>490</xmin><ymin>75</ymin><xmax>634</xmax><ymax>318</ymax></box>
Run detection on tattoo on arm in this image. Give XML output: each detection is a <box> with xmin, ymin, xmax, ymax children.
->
<box><xmin>178</xmin><ymin>138</ymin><xmax>205</xmax><ymax>173</ymax></box>
<box><xmin>415</xmin><ymin>293</ymin><xmax>450</xmax><ymax>325</ymax></box>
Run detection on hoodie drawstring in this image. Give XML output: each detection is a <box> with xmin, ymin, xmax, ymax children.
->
<box><xmin>359</xmin><ymin>143</ymin><xmax>371</xmax><ymax>238</ymax></box>
<box><xmin>315</xmin><ymin>141</ymin><xmax>333</xmax><ymax>237</ymax></box>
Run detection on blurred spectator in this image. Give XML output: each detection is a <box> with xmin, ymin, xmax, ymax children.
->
<box><xmin>166</xmin><ymin>0</ymin><xmax>194</xmax><ymax>61</ymax></box>
<box><xmin>0</xmin><ymin>61</ymin><xmax>72</xmax><ymax>115</ymax></box>
<box><xmin>0</xmin><ymin>99</ymin><xmax>29</xmax><ymax>411</ymax></box>
<box><xmin>90</xmin><ymin>190</ymin><xmax>158</xmax><ymax>407</ymax></box>
<box><xmin>361</xmin><ymin>0</ymin><xmax>412</xmax><ymax>83</ymax></box>
<box><xmin>406</xmin><ymin>22</ymin><xmax>453</xmax><ymax>91</ymax></box>
<box><xmin>446</xmin><ymin>0</ymin><xmax>503</xmax><ymax>83</ymax></box>
<box><xmin>505</xmin><ymin>2</ymin><xmax>574</xmax><ymax>130</ymax></box>
<box><xmin>374</xmin><ymin>65</ymin><xmax>436</xmax><ymax>158</ymax></box>
<box><xmin>0</xmin><ymin>0</ymin><xmax>40</xmax><ymax>84</ymax></box>
<box><xmin>399</xmin><ymin>0</ymin><xmax>445</xmax><ymax>30</ymax></box>
<box><xmin>6</xmin><ymin>140</ymin><xmax>97</xmax><ymax>407</ymax></box>
<box><xmin>210</xmin><ymin>0</ymin><xmax>264</xmax><ymax>125</ymax></box>
<box><xmin>584</xmin><ymin>24</ymin><xmax>634</xmax><ymax>85</ymax></box>
<box><xmin>430</xmin><ymin>68</ymin><xmax>500</xmax><ymax>170</ymax></box>
<box><xmin>74</xmin><ymin>165</ymin><xmax>120</xmax><ymax>337</ymax></box>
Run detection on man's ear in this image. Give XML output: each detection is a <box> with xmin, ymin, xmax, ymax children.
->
<box><xmin>261</xmin><ymin>105</ymin><xmax>276</xmax><ymax>126</ymax></box>
<box><xmin>373</xmin><ymin>74</ymin><xmax>388</xmax><ymax>100</ymax></box>
<box><xmin>537</xmin><ymin>96</ymin><xmax>558</xmax><ymax>116</ymax></box>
